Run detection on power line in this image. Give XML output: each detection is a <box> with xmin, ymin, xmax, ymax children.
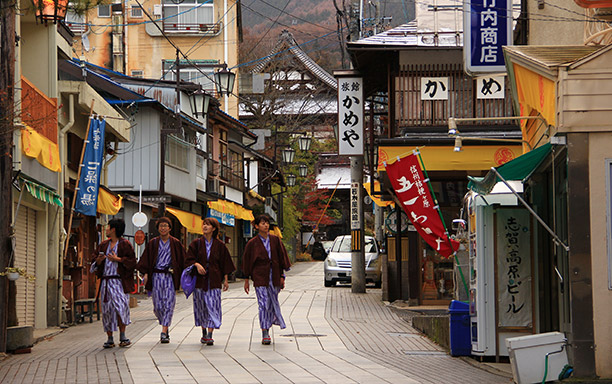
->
<box><xmin>249</xmin><ymin>0</ymin><xmax>336</xmax><ymax>32</ymax></box>
<box><xmin>243</xmin><ymin>0</ymin><xmax>295</xmax><ymax>61</ymax></box>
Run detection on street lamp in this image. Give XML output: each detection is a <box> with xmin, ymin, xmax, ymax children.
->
<box><xmin>286</xmin><ymin>174</ymin><xmax>297</xmax><ymax>187</ymax></box>
<box><xmin>188</xmin><ymin>88</ymin><xmax>211</xmax><ymax>118</ymax></box>
<box><xmin>281</xmin><ymin>147</ymin><xmax>295</xmax><ymax>164</ymax></box>
<box><xmin>214</xmin><ymin>65</ymin><xmax>236</xmax><ymax>96</ymax></box>
<box><xmin>298</xmin><ymin>134</ymin><xmax>312</xmax><ymax>151</ymax></box>
<box><xmin>33</xmin><ymin>0</ymin><xmax>69</xmax><ymax>24</ymax></box>
<box><xmin>298</xmin><ymin>163</ymin><xmax>308</xmax><ymax>177</ymax></box>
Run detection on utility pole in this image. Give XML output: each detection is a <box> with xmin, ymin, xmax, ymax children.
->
<box><xmin>0</xmin><ymin>0</ymin><xmax>16</xmax><ymax>353</ymax></box>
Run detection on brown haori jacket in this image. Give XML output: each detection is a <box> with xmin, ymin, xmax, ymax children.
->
<box><xmin>185</xmin><ymin>237</ymin><xmax>236</xmax><ymax>290</ymax></box>
<box><xmin>92</xmin><ymin>238</ymin><xmax>137</xmax><ymax>294</ymax></box>
<box><xmin>242</xmin><ymin>234</ymin><xmax>291</xmax><ymax>287</ymax></box>
<box><xmin>136</xmin><ymin>236</ymin><xmax>186</xmax><ymax>292</ymax></box>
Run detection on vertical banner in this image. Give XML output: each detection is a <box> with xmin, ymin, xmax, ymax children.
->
<box><xmin>350</xmin><ymin>182</ymin><xmax>361</xmax><ymax>230</ymax></box>
<box><xmin>384</xmin><ymin>153</ymin><xmax>459</xmax><ymax>257</ymax></box>
<box><xmin>75</xmin><ymin>118</ymin><xmax>106</xmax><ymax>216</ymax></box>
<box><xmin>337</xmin><ymin>77</ymin><xmax>364</xmax><ymax>155</ymax></box>
<box><xmin>463</xmin><ymin>0</ymin><xmax>512</xmax><ymax>74</ymax></box>
<box><xmin>496</xmin><ymin>208</ymin><xmax>532</xmax><ymax>328</ymax></box>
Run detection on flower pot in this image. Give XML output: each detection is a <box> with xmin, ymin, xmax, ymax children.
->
<box><xmin>6</xmin><ymin>272</ymin><xmax>20</xmax><ymax>281</ymax></box>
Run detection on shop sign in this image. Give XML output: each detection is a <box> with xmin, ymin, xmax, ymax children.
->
<box><xmin>476</xmin><ymin>76</ymin><xmax>505</xmax><ymax>99</ymax></box>
<box><xmin>420</xmin><ymin>77</ymin><xmax>449</xmax><ymax>100</ymax></box>
<box><xmin>496</xmin><ymin>208</ymin><xmax>532</xmax><ymax>328</ymax></box>
<box><xmin>208</xmin><ymin>209</ymin><xmax>235</xmax><ymax>227</ymax></box>
<box><xmin>337</xmin><ymin>77</ymin><xmax>364</xmax><ymax>155</ymax></box>
<box><xmin>350</xmin><ymin>182</ymin><xmax>361</xmax><ymax>230</ymax></box>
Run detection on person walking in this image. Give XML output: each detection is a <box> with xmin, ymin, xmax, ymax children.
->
<box><xmin>137</xmin><ymin>217</ymin><xmax>186</xmax><ymax>344</ymax></box>
<box><xmin>91</xmin><ymin>218</ymin><xmax>136</xmax><ymax>348</ymax></box>
<box><xmin>242</xmin><ymin>215</ymin><xmax>291</xmax><ymax>345</ymax></box>
<box><xmin>185</xmin><ymin>217</ymin><xmax>235</xmax><ymax>345</ymax></box>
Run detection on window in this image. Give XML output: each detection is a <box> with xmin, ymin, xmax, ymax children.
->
<box><xmin>162</xmin><ymin>0</ymin><xmax>214</xmax><ymax>32</ymax></box>
<box><xmin>162</xmin><ymin>60</ymin><xmax>216</xmax><ymax>92</ymax></box>
<box><xmin>98</xmin><ymin>4</ymin><xmax>111</xmax><ymax>17</ymax></box>
<box><xmin>607</xmin><ymin>159</ymin><xmax>612</xmax><ymax>289</ymax></box>
<box><xmin>131</xmin><ymin>5</ymin><xmax>143</xmax><ymax>18</ymax></box>
<box><xmin>165</xmin><ymin>135</ymin><xmax>192</xmax><ymax>171</ymax></box>
<box><xmin>131</xmin><ymin>70</ymin><xmax>144</xmax><ymax>78</ymax></box>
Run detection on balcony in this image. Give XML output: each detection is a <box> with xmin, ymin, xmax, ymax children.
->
<box><xmin>220</xmin><ymin>164</ymin><xmax>244</xmax><ymax>192</ymax></box>
<box><xmin>162</xmin><ymin>22</ymin><xmax>221</xmax><ymax>35</ymax></box>
<box><xmin>21</xmin><ymin>76</ymin><xmax>57</xmax><ymax>143</ymax></box>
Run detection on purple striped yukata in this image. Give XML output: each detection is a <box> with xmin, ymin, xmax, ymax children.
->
<box><xmin>152</xmin><ymin>239</ymin><xmax>175</xmax><ymax>327</ymax></box>
<box><xmin>254</xmin><ymin>236</ymin><xmax>286</xmax><ymax>330</ymax></box>
<box><xmin>96</xmin><ymin>242</ymin><xmax>131</xmax><ymax>332</ymax></box>
<box><xmin>192</xmin><ymin>239</ymin><xmax>223</xmax><ymax>328</ymax></box>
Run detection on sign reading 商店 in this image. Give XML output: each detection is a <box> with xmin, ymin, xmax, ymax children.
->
<box><xmin>337</xmin><ymin>77</ymin><xmax>364</xmax><ymax>156</ymax></box>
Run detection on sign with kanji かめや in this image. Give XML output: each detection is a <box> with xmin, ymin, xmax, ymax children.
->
<box><xmin>463</xmin><ymin>0</ymin><xmax>512</xmax><ymax>74</ymax></box>
<box><xmin>337</xmin><ymin>77</ymin><xmax>364</xmax><ymax>155</ymax></box>
<box><xmin>384</xmin><ymin>153</ymin><xmax>459</xmax><ymax>258</ymax></box>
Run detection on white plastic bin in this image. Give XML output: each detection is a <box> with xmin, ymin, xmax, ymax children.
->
<box><xmin>505</xmin><ymin>332</ymin><xmax>569</xmax><ymax>384</ymax></box>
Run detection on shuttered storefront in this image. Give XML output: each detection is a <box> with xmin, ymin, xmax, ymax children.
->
<box><xmin>14</xmin><ymin>204</ymin><xmax>37</xmax><ymax>326</ymax></box>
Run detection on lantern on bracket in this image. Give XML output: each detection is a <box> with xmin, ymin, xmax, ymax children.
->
<box><xmin>281</xmin><ymin>147</ymin><xmax>295</xmax><ymax>164</ymax></box>
<box><xmin>286</xmin><ymin>174</ymin><xmax>297</xmax><ymax>187</ymax></box>
<box><xmin>214</xmin><ymin>65</ymin><xmax>236</xmax><ymax>97</ymax></box>
<box><xmin>298</xmin><ymin>163</ymin><xmax>308</xmax><ymax>177</ymax></box>
<box><xmin>33</xmin><ymin>0</ymin><xmax>69</xmax><ymax>24</ymax></box>
<box><xmin>189</xmin><ymin>88</ymin><xmax>211</xmax><ymax>119</ymax></box>
<box><xmin>298</xmin><ymin>134</ymin><xmax>312</xmax><ymax>151</ymax></box>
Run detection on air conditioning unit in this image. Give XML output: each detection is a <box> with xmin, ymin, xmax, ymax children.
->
<box><xmin>207</xmin><ymin>179</ymin><xmax>220</xmax><ymax>194</ymax></box>
<box><xmin>153</xmin><ymin>4</ymin><xmax>162</xmax><ymax>16</ymax></box>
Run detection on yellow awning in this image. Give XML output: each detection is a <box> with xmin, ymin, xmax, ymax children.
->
<box><xmin>513</xmin><ymin>64</ymin><xmax>556</xmax><ymax>126</ymax></box>
<box><xmin>21</xmin><ymin>126</ymin><xmax>61</xmax><ymax>172</ymax></box>
<box><xmin>378</xmin><ymin>145</ymin><xmax>523</xmax><ymax>172</ymax></box>
<box><xmin>166</xmin><ymin>207</ymin><xmax>203</xmax><ymax>234</ymax></box>
<box><xmin>207</xmin><ymin>200</ymin><xmax>254</xmax><ymax>221</ymax></box>
<box><xmin>97</xmin><ymin>186</ymin><xmax>122</xmax><ymax>215</ymax></box>
<box><xmin>270</xmin><ymin>226</ymin><xmax>283</xmax><ymax>239</ymax></box>
<box><xmin>363</xmin><ymin>181</ymin><xmax>394</xmax><ymax>208</ymax></box>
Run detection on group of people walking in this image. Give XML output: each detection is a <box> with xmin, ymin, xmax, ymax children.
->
<box><xmin>90</xmin><ymin>214</ymin><xmax>291</xmax><ymax>348</ymax></box>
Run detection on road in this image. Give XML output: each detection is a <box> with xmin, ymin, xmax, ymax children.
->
<box><xmin>0</xmin><ymin>261</ymin><xmax>511</xmax><ymax>383</ymax></box>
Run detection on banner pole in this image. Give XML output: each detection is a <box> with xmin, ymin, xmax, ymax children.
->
<box><xmin>63</xmin><ymin>101</ymin><xmax>95</xmax><ymax>260</ymax></box>
<box><xmin>304</xmin><ymin>178</ymin><xmax>341</xmax><ymax>252</ymax></box>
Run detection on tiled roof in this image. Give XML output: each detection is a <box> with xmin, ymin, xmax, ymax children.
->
<box><xmin>349</xmin><ymin>21</ymin><xmax>463</xmax><ymax>48</ymax></box>
<box><xmin>503</xmin><ymin>45</ymin><xmax>604</xmax><ymax>69</ymax></box>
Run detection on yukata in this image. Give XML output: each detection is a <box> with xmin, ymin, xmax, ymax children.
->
<box><xmin>137</xmin><ymin>236</ymin><xmax>185</xmax><ymax>327</ymax></box>
<box><xmin>185</xmin><ymin>237</ymin><xmax>235</xmax><ymax>329</ymax></box>
<box><xmin>242</xmin><ymin>234</ymin><xmax>291</xmax><ymax>330</ymax></box>
<box><xmin>91</xmin><ymin>240</ymin><xmax>135</xmax><ymax>333</ymax></box>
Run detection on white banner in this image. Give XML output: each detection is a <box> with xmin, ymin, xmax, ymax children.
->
<box><xmin>337</xmin><ymin>77</ymin><xmax>364</xmax><ymax>155</ymax></box>
<box><xmin>496</xmin><ymin>208</ymin><xmax>532</xmax><ymax>328</ymax></box>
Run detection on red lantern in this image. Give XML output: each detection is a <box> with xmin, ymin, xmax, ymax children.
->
<box><xmin>33</xmin><ymin>0</ymin><xmax>69</xmax><ymax>24</ymax></box>
<box><xmin>574</xmin><ymin>0</ymin><xmax>612</xmax><ymax>7</ymax></box>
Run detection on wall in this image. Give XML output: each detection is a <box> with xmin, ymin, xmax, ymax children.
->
<box><xmin>588</xmin><ymin>131</ymin><xmax>612</xmax><ymax>379</ymax></box>
<box><xmin>528</xmin><ymin>0</ymin><xmax>584</xmax><ymax>46</ymax></box>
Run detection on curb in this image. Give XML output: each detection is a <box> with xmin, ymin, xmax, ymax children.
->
<box><xmin>458</xmin><ymin>356</ymin><xmax>514</xmax><ymax>379</ymax></box>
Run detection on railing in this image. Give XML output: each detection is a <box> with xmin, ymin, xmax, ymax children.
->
<box><xmin>220</xmin><ymin>164</ymin><xmax>244</xmax><ymax>191</ymax></box>
<box><xmin>21</xmin><ymin>76</ymin><xmax>58</xmax><ymax>143</ymax></box>
<box><xmin>163</xmin><ymin>22</ymin><xmax>221</xmax><ymax>34</ymax></box>
<box><xmin>207</xmin><ymin>158</ymin><xmax>219</xmax><ymax>176</ymax></box>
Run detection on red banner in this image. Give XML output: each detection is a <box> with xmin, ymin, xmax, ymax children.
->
<box><xmin>385</xmin><ymin>152</ymin><xmax>459</xmax><ymax>257</ymax></box>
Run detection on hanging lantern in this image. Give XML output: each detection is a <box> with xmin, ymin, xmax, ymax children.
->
<box><xmin>33</xmin><ymin>0</ymin><xmax>69</xmax><ymax>24</ymax></box>
<box><xmin>189</xmin><ymin>88</ymin><xmax>211</xmax><ymax>118</ymax></box>
<box><xmin>298</xmin><ymin>163</ymin><xmax>308</xmax><ymax>177</ymax></box>
<box><xmin>281</xmin><ymin>147</ymin><xmax>295</xmax><ymax>164</ymax></box>
<box><xmin>298</xmin><ymin>134</ymin><xmax>312</xmax><ymax>151</ymax></box>
<box><xmin>214</xmin><ymin>65</ymin><xmax>236</xmax><ymax>97</ymax></box>
<box><xmin>286</xmin><ymin>174</ymin><xmax>297</xmax><ymax>187</ymax></box>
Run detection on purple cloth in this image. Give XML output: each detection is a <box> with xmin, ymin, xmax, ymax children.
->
<box><xmin>193</xmin><ymin>288</ymin><xmax>222</xmax><ymax>328</ymax></box>
<box><xmin>181</xmin><ymin>265</ymin><xmax>196</xmax><ymax>299</ymax></box>
<box><xmin>151</xmin><ymin>240</ymin><xmax>175</xmax><ymax>327</ymax></box>
<box><xmin>98</xmin><ymin>242</ymin><xmax>131</xmax><ymax>332</ymax></box>
<box><xmin>255</xmin><ymin>269</ymin><xmax>286</xmax><ymax>330</ymax></box>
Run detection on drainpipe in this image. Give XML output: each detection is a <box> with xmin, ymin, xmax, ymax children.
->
<box><xmin>223</xmin><ymin>0</ymin><xmax>229</xmax><ymax>113</ymax></box>
<box><xmin>58</xmin><ymin>93</ymin><xmax>75</xmax><ymax>326</ymax></box>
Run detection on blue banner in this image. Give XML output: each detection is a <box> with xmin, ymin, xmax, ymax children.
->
<box><xmin>208</xmin><ymin>209</ymin><xmax>235</xmax><ymax>227</ymax></box>
<box><xmin>464</xmin><ymin>0</ymin><xmax>512</xmax><ymax>73</ymax></box>
<box><xmin>74</xmin><ymin>118</ymin><xmax>106</xmax><ymax>216</ymax></box>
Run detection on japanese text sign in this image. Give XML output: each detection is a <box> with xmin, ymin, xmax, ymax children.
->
<box><xmin>350</xmin><ymin>182</ymin><xmax>361</xmax><ymax>230</ymax></box>
<box><xmin>464</xmin><ymin>0</ymin><xmax>512</xmax><ymax>74</ymax></box>
<box><xmin>75</xmin><ymin>118</ymin><xmax>106</xmax><ymax>216</ymax></box>
<box><xmin>496</xmin><ymin>208</ymin><xmax>532</xmax><ymax>328</ymax></box>
<box><xmin>421</xmin><ymin>77</ymin><xmax>449</xmax><ymax>100</ymax></box>
<box><xmin>476</xmin><ymin>76</ymin><xmax>505</xmax><ymax>99</ymax></box>
<box><xmin>384</xmin><ymin>153</ymin><xmax>459</xmax><ymax>257</ymax></box>
<box><xmin>337</xmin><ymin>77</ymin><xmax>364</xmax><ymax>155</ymax></box>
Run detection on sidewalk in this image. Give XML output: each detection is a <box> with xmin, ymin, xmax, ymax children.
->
<box><xmin>0</xmin><ymin>261</ymin><xmax>512</xmax><ymax>383</ymax></box>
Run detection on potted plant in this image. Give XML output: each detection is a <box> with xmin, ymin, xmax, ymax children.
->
<box><xmin>1</xmin><ymin>267</ymin><xmax>36</xmax><ymax>281</ymax></box>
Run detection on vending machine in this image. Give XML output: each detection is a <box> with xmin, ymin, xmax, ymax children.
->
<box><xmin>465</xmin><ymin>181</ymin><xmax>535</xmax><ymax>358</ymax></box>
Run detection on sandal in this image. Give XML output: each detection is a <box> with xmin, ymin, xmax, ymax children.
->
<box><xmin>103</xmin><ymin>341</ymin><xmax>115</xmax><ymax>349</ymax></box>
<box><xmin>160</xmin><ymin>333</ymin><xmax>170</xmax><ymax>344</ymax></box>
<box><xmin>262</xmin><ymin>337</ymin><xmax>271</xmax><ymax>345</ymax></box>
<box><xmin>206</xmin><ymin>338</ymin><xmax>214</xmax><ymax>346</ymax></box>
<box><xmin>200</xmin><ymin>337</ymin><xmax>209</xmax><ymax>344</ymax></box>
<box><xmin>119</xmin><ymin>339</ymin><xmax>131</xmax><ymax>347</ymax></box>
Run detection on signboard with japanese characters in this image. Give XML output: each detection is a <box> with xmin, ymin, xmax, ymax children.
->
<box><xmin>496</xmin><ymin>208</ymin><xmax>533</xmax><ymax>328</ymax></box>
<box><xmin>463</xmin><ymin>0</ymin><xmax>512</xmax><ymax>74</ymax></box>
<box><xmin>350</xmin><ymin>182</ymin><xmax>361</xmax><ymax>230</ymax></box>
<box><xmin>476</xmin><ymin>76</ymin><xmax>505</xmax><ymax>99</ymax></box>
<box><xmin>74</xmin><ymin>118</ymin><xmax>106</xmax><ymax>216</ymax></box>
<box><xmin>337</xmin><ymin>77</ymin><xmax>364</xmax><ymax>155</ymax></box>
<box><xmin>420</xmin><ymin>77</ymin><xmax>449</xmax><ymax>100</ymax></box>
<box><xmin>384</xmin><ymin>152</ymin><xmax>459</xmax><ymax>257</ymax></box>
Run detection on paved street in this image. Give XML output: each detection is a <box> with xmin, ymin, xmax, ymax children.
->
<box><xmin>0</xmin><ymin>262</ymin><xmax>511</xmax><ymax>383</ymax></box>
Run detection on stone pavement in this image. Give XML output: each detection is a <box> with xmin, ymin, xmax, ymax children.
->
<box><xmin>0</xmin><ymin>261</ymin><xmax>512</xmax><ymax>383</ymax></box>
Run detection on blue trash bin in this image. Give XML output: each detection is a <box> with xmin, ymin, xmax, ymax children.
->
<box><xmin>449</xmin><ymin>300</ymin><xmax>471</xmax><ymax>356</ymax></box>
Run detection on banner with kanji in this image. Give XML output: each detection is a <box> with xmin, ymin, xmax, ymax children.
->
<box><xmin>384</xmin><ymin>152</ymin><xmax>459</xmax><ymax>257</ymax></box>
<box><xmin>74</xmin><ymin>118</ymin><xmax>106</xmax><ymax>216</ymax></box>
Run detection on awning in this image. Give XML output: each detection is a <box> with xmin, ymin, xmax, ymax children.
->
<box><xmin>468</xmin><ymin>143</ymin><xmax>552</xmax><ymax>194</ymax></box>
<box><xmin>165</xmin><ymin>207</ymin><xmax>203</xmax><ymax>234</ymax></box>
<box><xmin>363</xmin><ymin>181</ymin><xmax>394</xmax><ymax>208</ymax></box>
<box><xmin>97</xmin><ymin>186</ymin><xmax>122</xmax><ymax>215</ymax></box>
<box><xmin>378</xmin><ymin>145</ymin><xmax>523</xmax><ymax>172</ymax></box>
<box><xmin>21</xmin><ymin>126</ymin><xmax>61</xmax><ymax>172</ymax></box>
<box><xmin>207</xmin><ymin>200</ymin><xmax>254</xmax><ymax>221</ymax></box>
<box><xmin>23</xmin><ymin>179</ymin><xmax>63</xmax><ymax>207</ymax></box>
<box><xmin>512</xmin><ymin>64</ymin><xmax>556</xmax><ymax>126</ymax></box>
<box><xmin>248</xmin><ymin>189</ymin><xmax>265</xmax><ymax>202</ymax></box>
